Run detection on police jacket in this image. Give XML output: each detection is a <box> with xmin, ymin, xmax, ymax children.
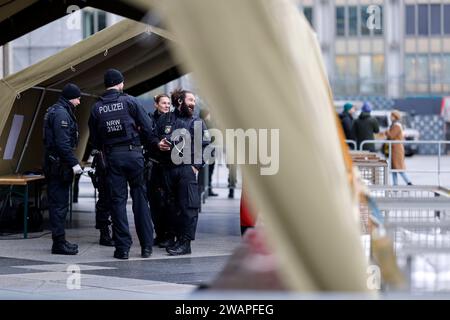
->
<box><xmin>43</xmin><ymin>96</ymin><xmax>79</xmax><ymax>167</ymax></box>
<box><xmin>150</xmin><ymin>108</ymin><xmax>211</xmax><ymax>170</ymax></box>
<box><xmin>88</xmin><ymin>89</ymin><xmax>153</xmax><ymax>150</ymax></box>
<box><xmin>145</xmin><ymin>110</ymin><xmax>164</xmax><ymax>161</ymax></box>
<box><xmin>151</xmin><ymin>109</ymin><xmax>163</xmax><ymax>124</ymax></box>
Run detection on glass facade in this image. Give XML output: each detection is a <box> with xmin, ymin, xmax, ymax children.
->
<box><xmin>407</xmin><ymin>4</ymin><xmax>450</xmax><ymax>36</ymax></box>
<box><xmin>82</xmin><ymin>10</ymin><xmax>107</xmax><ymax>38</ymax></box>
<box><xmin>418</xmin><ymin>4</ymin><xmax>429</xmax><ymax>36</ymax></box>
<box><xmin>334</xmin><ymin>55</ymin><xmax>385</xmax><ymax>95</ymax></box>
<box><xmin>404</xmin><ymin>54</ymin><xmax>450</xmax><ymax>95</ymax></box>
<box><xmin>406</xmin><ymin>5</ymin><xmax>415</xmax><ymax>35</ymax></box>
<box><xmin>336</xmin><ymin>5</ymin><xmax>383</xmax><ymax>37</ymax></box>
<box><xmin>336</xmin><ymin>6</ymin><xmax>345</xmax><ymax>36</ymax></box>
<box><xmin>349</xmin><ymin>6</ymin><xmax>358</xmax><ymax>36</ymax></box>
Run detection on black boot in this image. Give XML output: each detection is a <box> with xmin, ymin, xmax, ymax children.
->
<box><xmin>64</xmin><ymin>240</ymin><xmax>78</xmax><ymax>250</ymax></box>
<box><xmin>52</xmin><ymin>240</ymin><xmax>78</xmax><ymax>255</ymax></box>
<box><xmin>141</xmin><ymin>246</ymin><xmax>152</xmax><ymax>258</ymax></box>
<box><xmin>113</xmin><ymin>250</ymin><xmax>129</xmax><ymax>260</ymax></box>
<box><xmin>208</xmin><ymin>188</ymin><xmax>218</xmax><ymax>197</ymax></box>
<box><xmin>153</xmin><ymin>235</ymin><xmax>165</xmax><ymax>247</ymax></box>
<box><xmin>166</xmin><ymin>238</ymin><xmax>191</xmax><ymax>256</ymax></box>
<box><xmin>99</xmin><ymin>226</ymin><xmax>115</xmax><ymax>247</ymax></box>
<box><xmin>228</xmin><ymin>188</ymin><xmax>234</xmax><ymax>199</ymax></box>
<box><xmin>158</xmin><ymin>236</ymin><xmax>176</xmax><ymax>248</ymax></box>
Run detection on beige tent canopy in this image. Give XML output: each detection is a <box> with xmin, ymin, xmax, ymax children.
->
<box><xmin>0</xmin><ymin>19</ymin><xmax>181</xmax><ymax>175</ymax></box>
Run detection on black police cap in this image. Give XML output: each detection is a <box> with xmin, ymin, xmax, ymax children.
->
<box><xmin>104</xmin><ymin>68</ymin><xmax>124</xmax><ymax>88</ymax></box>
<box><xmin>62</xmin><ymin>83</ymin><xmax>81</xmax><ymax>100</ymax></box>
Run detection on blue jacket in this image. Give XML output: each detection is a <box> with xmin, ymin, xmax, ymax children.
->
<box><xmin>43</xmin><ymin>96</ymin><xmax>79</xmax><ymax>167</ymax></box>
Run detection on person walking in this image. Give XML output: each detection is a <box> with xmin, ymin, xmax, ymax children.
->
<box><xmin>384</xmin><ymin>110</ymin><xmax>412</xmax><ymax>185</ymax></box>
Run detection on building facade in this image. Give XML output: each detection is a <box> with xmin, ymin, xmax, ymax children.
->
<box><xmin>1</xmin><ymin>8</ymin><xmax>120</xmax><ymax>77</ymax></box>
<box><xmin>298</xmin><ymin>0</ymin><xmax>450</xmax><ymax>99</ymax></box>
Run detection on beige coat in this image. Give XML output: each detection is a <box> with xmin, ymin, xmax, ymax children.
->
<box><xmin>385</xmin><ymin>122</ymin><xmax>405</xmax><ymax>170</ymax></box>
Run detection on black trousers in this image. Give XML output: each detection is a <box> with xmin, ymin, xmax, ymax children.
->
<box><xmin>147</xmin><ymin>163</ymin><xmax>172</xmax><ymax>238</ymax></box>
<box><xmin>163</xmin><ymin>165</ymin><xmax>200</xmax><ymax>240</ymax></box>
<box><xmin>47</xmin><ymin>176</ymin><xmax>71</xmax><ymax>241</ymax></box>
<box><xmin>106</xmin><ymin>149</ymin><xmax>153</xmax><ymax>252</ymax></box>
<box><xmin>95</xmin><ymin>172</ymin><xmax>112</xmax><ymax>230</ymax></box>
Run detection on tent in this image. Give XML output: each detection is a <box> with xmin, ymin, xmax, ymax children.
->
<box><xmin>0</xmin><ymin>18</ymin><xmax>181</xmax><ymax>175</ymax></box>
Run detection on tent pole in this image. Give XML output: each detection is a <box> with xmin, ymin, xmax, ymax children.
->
<box><xmin>15</xmin><ymin>89</ymin><xmax>46</xmax><ymax>173</ymax></box>
<box><xmin>31</xmin><ymin>86</ymin><xmax>98</xmax><ymax>98</ymax></box>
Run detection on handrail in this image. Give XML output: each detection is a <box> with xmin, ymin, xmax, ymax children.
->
<box><xmin>359</xmin><ymin>139</ymin><xmax>450</xmax><ymax>186</ymax></box>
<box><xmin>344</xmin><ymin>140</ymin><xmax>357</xmax><ymax>150</ymax></box>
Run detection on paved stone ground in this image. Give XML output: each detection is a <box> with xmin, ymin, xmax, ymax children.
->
<box><xmin>1</xmin><ymin>157</ymin><xmax>449</xmax><ymax>299</ymax></box>
<box><xmin>0</xmin><ymin>166</ymin><xmax>242</xmax><ymax>299</ymax></box>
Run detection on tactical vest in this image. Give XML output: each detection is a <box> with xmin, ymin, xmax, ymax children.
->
<box><xmin>95</xmin><ymin>94</ymin><xmax>139</xmax><ymax>146</ymax></box>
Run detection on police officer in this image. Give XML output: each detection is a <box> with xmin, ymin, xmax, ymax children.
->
<box><xmin>88</xmin><ymin>69</ymin><xmax>154</xmax><ymax>260</ymax></box>
<box><xmin>145</xmin><ymin>94</ymin><xmax>174</xmax><ymax>248</ymax></box>
<box><xmin>43</xmin><ymin>83</ymin><xmax>82</xmax><ymax>255</ymax></box>
<box><xmin>151</xmin><ymin>89</ymin><xmax>210</xmax><ymax>255</ymax></box>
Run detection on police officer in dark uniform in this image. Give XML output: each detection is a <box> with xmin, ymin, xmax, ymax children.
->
<box><xmin>43</xmin><ymin>83</ymin><xmax>82</xmax><ymax>255</ymax></box>
<box><xmin>88</xmin><ymin>69</ymin><xmax>154</xmax><ymax>260</ymax></box>
<box><xmin>151</xmin><ymin>89</ymin><xmax>211</xmax><ymax>255</ymax></box>
<box><xmin>145</xmin><ymin>94</ymin><xmax>174</xmax><ymax>248</ymax></box>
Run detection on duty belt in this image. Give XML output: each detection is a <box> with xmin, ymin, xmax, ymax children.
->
<box><xmin>106</xmin><ymin>144</ymin><xmax>143</xmax><ymax>153</ymax></box>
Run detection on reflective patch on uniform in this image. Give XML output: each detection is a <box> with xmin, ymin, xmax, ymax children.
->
<box><xmin>204</xmin><ymin>130</ymin><xmax>210</xmax><ymax>139</ymax></box>
<box><xmin>164</xmin><ymin>125</ymin><xmax>172</xmax><ymax>134</ymax></box>
<box><xmin>61</xmin><ymin>120</ymin><xmax>68</xmax><ymax>127</ymax></box>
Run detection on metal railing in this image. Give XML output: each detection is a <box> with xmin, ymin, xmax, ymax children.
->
<box><xmin>344</xmin><ymin>140</ymin><xmax>357</xmax><ymax>150</ymax></box>
<box><xmin>356</xmin><ymin>140</ymin><xmax>450</xmax><ymax>186</ymax></box>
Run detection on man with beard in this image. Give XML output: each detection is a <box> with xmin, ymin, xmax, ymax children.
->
<box><xmin>151</xmin><ymin>89</ymin><xmax>210</xmax><ymax>255</ymax></box>
<box><xmin>88</xmin><ymin>69</ymin><xmax>154</xmax><ymax>259</ymax></box>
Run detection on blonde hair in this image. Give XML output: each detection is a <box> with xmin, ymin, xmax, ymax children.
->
<box><xmin>391</xmin><ymin>110</ymin><xmax>402</xmax><ymax>121</ymax></box>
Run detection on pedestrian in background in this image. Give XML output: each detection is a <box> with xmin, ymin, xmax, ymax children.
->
<box><xmin>384</xmin><ymin>110</ymin><xmax>412</xmax><ymax>186</ymax></box>
<box><xmin>339</xmin><ymin>102</ymin><xmax>356</xmax><ymax>149</ymax></box>
<box><xmin>353</xmin><ymin>102</ymin><xmax>379</xmax><ymax>152</ymax></box>
<box><xmin>199</xmin><ymin>108</ymin><xmax>218</xmax><ymax>197</ymax></box>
